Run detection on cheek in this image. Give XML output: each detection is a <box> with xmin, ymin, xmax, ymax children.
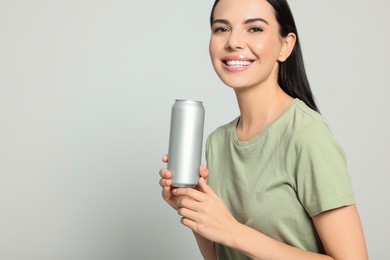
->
<box><xmin>244</xmin><ymin>36</ymin><xmax>264</xmax><ymax>56</ymax></box>
<box><xmin>209</xmin><ymin>38</ymin><xmax>219</xmax><ymax>59</ymax></box>
<box><xmin>249</xmin><ymin>36</ymin><xmax>283</xmax><ymax>61</ymax></box>
<box><xmin>209</xmin><ymin>38</ymin><xmax>223</xmax><ymax>69</ymax></box>
<box><xmin>253</xmin><ymin>42</ymin><xmax>266</xmax><ymax>56</ymax></box>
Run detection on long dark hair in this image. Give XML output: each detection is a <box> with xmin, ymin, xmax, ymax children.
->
<box><xmin>210</xmin><ymin>0</ymin><xmax>319</xmax><ymax>112</ymax></box>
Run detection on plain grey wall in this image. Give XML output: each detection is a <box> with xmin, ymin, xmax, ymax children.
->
<box><xmin>0</xmin><ymin>0</ymin><xmax>389</xmax><ymax>259</ymax></box>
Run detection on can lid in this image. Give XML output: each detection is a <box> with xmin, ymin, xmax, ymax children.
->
<box><xmin>175</xmin><ymin>99</ymin><xmax>202</xmax><ymax>103</ymax></box>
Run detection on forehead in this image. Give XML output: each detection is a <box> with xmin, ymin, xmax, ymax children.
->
<box><xmin>213</xmin><ymin>0</ymin><xmax>276</xmax><ymax>23</ymax></box>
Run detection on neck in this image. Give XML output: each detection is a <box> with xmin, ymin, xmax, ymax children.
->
<box><xmin>234</xmin><ymin>84</ymin><xmax>293</xmax><ymax>141</ymax></box>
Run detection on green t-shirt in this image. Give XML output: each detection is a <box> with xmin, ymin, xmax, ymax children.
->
<box><xmin>205</xmin><ymin>99</ymin><xmax>355</xmax><ymax>259</ymax></box>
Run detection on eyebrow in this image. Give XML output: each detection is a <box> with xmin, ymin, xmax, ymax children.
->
<box><xmin>212</xmin><ymin>17</ymin><xmax>269</xmax><ymax>26</ymax></box>
<box><xmin>244</xmin><ymin>18</ymin><xmax>269</xmax><ymax>25</ymax></box>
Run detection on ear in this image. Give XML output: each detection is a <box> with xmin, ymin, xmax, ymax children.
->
<box><xmin>278</xmin><ymin>32</ymin><xmax>296</xmax><ymax>62</ymax></box>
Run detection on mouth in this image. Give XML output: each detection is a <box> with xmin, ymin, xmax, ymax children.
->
<box><xmin>222</xmin><ymin>59</ymin><xmax>255</xmax><ymax>67</ymax></box>
<box><xmin>221</xmin><ymin>57</ymin><xmax>255</xmax><ymax>72</ymax></box>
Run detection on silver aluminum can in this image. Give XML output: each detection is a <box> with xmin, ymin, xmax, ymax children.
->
<box><xmin>168</xmin><ymin>99</ymin><xmax>205</xmax><ymax>187</ymax></box>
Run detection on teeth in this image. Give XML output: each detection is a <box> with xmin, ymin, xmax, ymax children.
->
<box><xmin>226</xmin><ymin>60</ymin><xmax>252</xmax><ymax>67</ymax></box>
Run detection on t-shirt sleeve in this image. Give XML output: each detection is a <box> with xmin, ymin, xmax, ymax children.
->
<box><xmin>289</xmin><ymin>121</ymin><xmax>355</xmax><ymax>217</ymax></box>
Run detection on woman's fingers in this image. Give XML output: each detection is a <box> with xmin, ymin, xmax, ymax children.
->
<box><xmin>159</xmin><ymin>155</ymin><xmax>172</xmax><ymax>187</ymax></box>
<box><xmin>180</xmin><ymin>216</ymin><xmax>197</xmax><ymax>231</ymax></box>
<box><xmin>159</xmin><ymin>168</ymin><xmax>172</xmax><ymax>178</ymax></box>
<box><xmin>199</xmin><ymin>164</ymin><xmax>209</xmax><ymax>179</ymax></box>
<box><xmin>160</xmin><ymin>154</ymin><xmax>181</xmax><ymax>210</ymax></box>
<box><xmin>173</xmin><ymin>187</ymin><xmax>206</xmax><ymax>202</ymax></box>
<box><xmin>159</xmin><ymin>177</ymin><xmax>172</xmax><ymax>188</ymax></box>
<box><xmin>178</xmin><ymin>207</ymin><xmax>199</xmax><ymax>222</ymax></box>
<box><xmin>159</xmin><ymin>168</ymin><xmax>172</xmax><ymax>189</ymax></box>
<box><xmin>177</xmin><ymin>195</ymin><xmax>203</xmax><ymax>211</ymax></box>
<box><xmin>198</xmin><ymin>177</ymin><xmax>219</xmax><ymax>199</ymax></box>
<box><xmin>162</xmin><ymin>186</ymin><xmax>171</xmax><ymax>200</ymax></box>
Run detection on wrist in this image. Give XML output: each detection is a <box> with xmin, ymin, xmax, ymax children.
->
<box><xmin>226</xmin><ymin>220</ymin><xmax>246</xmax><ymax>249</ymax></box>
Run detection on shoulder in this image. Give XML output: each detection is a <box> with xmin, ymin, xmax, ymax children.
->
<box><xmin>289</xmin><ymin>99</ymin><xmax>328</xmax><ymax>132</ymax></box>
<box><xmin>287</xmin><ymin>100</ymin><xmax>347</xmax><ymax>167</ymax></box>
<box><xmin>286</xmin><ymin>99</ymin><xmax>336</xmax><ymax>144</ymax></box>
<box><xmin>291</xmin><ymin>100</ymin><xmax>333</xmax><ymax>138</ymax></box>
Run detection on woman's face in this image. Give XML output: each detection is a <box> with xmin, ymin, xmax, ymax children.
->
<box><xmin>209</xmin><ymin>0</ymin><xmax>292</xmax><ymax>90</ymax></box>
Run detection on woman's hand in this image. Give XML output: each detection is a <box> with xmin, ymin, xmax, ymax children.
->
<box><xmin>173</xmin><ymin>177</ymin><xmax>240</xmax><ymax>246</ymax></box>
<box><xmin>159</xmin><ymin>154</ymin><xmax>177</xmax><ymax>209</ymax></box>
<box><xmin>159</xmin><ymin>154</ymin><xmax>209</xmax><ymax>210</ymax></box>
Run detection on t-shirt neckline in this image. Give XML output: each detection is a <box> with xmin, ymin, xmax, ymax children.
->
<box><xmin>232</xmin><ymin>98</ymin><xmax>299</xmax><ymax>147</ymax></box>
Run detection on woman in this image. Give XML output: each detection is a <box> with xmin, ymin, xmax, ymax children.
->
<box><xmin>159</xmin><ymin>0</ymin><xmax>368</xmax><ymax>259</ymax></box>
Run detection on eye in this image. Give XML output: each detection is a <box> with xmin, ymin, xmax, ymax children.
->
<box><xmin>213</xmin><ymin>27</ymin><xmax>229</xmax><ymax>34</ymax></box>
<box><xmin>249</xmin><ymin>27</ymin><xmax>263</xmax><ymax>33</ymax></box>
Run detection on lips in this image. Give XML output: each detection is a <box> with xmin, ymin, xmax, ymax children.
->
<box><xmin>222</xmin><ymin>56</ymin><xmax>255</xmax><ymax>72</ymax></box>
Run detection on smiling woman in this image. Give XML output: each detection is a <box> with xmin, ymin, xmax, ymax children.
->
<box><xmin>209</xmin><ymin>0</ymin><xmax>317</xmax><ymax>112</ymax></box>
<box><xmin>159</xmin><ymin>0</ymin><xmax>368</xmax><ymax>259</ymax></box>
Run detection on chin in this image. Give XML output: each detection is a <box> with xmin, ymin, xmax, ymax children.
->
<box><xmin>218</xmin><ymin>75</ymin><xmax>253</xmax><ymax>90</ymax></box>
<box><xmin>222</xmin><ymin>81</ymin><xmax>253</xmax><ymax>90</ymax></box>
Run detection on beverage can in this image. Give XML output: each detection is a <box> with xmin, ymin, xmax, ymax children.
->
<box><xmin>168</xmin><ymin>99</ymin><xmax>205</xmax><ymax>187</ymax></box>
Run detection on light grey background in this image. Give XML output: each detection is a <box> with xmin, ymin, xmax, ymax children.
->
<box><xmin>0</xmin><ymin>0</ymin><xmax>388</xmax><ymax>259</ymax></box>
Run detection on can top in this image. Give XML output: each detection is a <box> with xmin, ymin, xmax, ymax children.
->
<box><xmin>175</xmin><ymin>99</ymin><xmax>203</xmax><ymax>104</ymax></box>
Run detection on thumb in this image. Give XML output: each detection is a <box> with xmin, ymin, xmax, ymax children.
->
<box><xmin>199</xmin><ymin>177</ymin><xmax>219</xmax><ymax>199</ymax></box>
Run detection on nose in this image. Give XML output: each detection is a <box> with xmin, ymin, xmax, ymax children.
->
<box><xmin>226</xmin><ymin>31</ymin><xmax>245</xmax><ymax>51</ymax></box>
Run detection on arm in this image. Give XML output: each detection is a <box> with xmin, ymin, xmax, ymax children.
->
<box><xmin>193</xmin><ymin>231</ymin><xmax>217</xmax><ymax>260</ymax></box>
<box><xmin>175</xmin><ymin>179</ymin><xmax>368</xmax><ymax>260</ymax></box>
<box><xmin>159</xmin><ymin>155</ymin><xmax>217</xmax><ymax>259</ymax></box>
<box><xmin>312</xmin><ymin>205</ymin><xmax>368</xmax><ymax>260</ymax></box>
<box><xmin>231</xmin><ymin>223</ymin><xmax>332</xmax><ymax>260</ymax></box>
<box><xmin>231</xmin><ymin>205</ymin><xmax>367</xmax><ymax>259</ymax></box>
